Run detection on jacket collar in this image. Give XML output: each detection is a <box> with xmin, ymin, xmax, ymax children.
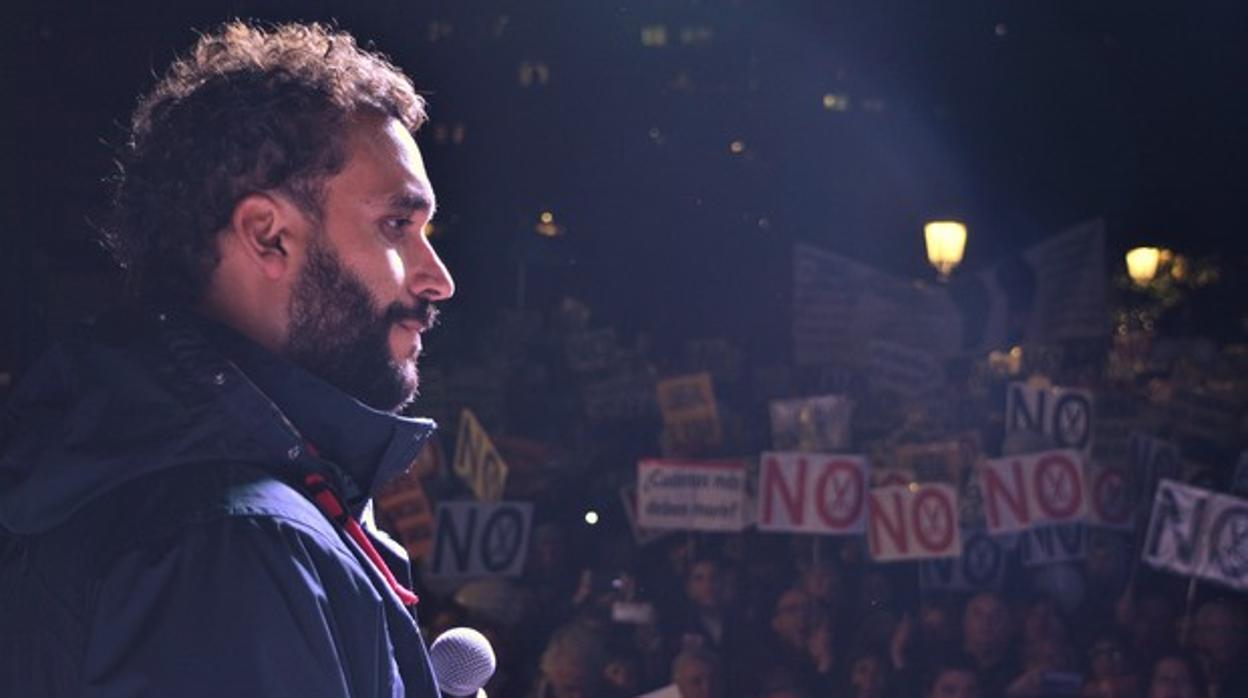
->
<box><xmin>178</xmin><ymin>310</ymin><xmax>435</xmax><ymax>504</ymax></box>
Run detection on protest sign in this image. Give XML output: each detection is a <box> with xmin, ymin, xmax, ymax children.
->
<box><xmin>429</xmin><ymin>501</ymin><xmax>533</xmax><ymax>578</ymax></box>
<box><xmin>1142</xmin><ymin>480</ymin><xmax>1248</xmax><ymax>591</ymax></box>
<box><xmin>1006</xmin><ymin>383</ymin><xmax>1095</xmax><ymax>454</ymax></box>
<box><xmin>565</xmin><ymin>328</ymin><xmax>618</xmax><ymax>373</ymax></box>
<box><xmin>656</xmin><ymin>373</ymin><xmax>723</xmax><ymax>453</ymax></box>
<box><xmin>375</xmin><ymin>470</ymin><xmax>437</xmax><ymax>561</ymax></box>
<box><xmin>758</xmin><ymin>452</ymin><xmax>868</xmax><ymax>534</ymax></box>
<box><xmin>1019</xmin><ymin>523</ymin><xmax>1086</xmax><ymax>566</ymax></box>
<box><xmin>1019</xmin><ymin>219</ymin><xmax>1108</xmax><ymax>342</ymax></box>
<box><xmin>584</xmin><ymin>366</ymin><xmax>658</xmax><ymax>422</ymax></box>
<box><xmin>868</xmin><ymin>484</ymin><xmax>961</xmax><ymax>561</ymax></box>
<box><xmin>453</xmin><ymin>409</ymin><xmax>509</xmax><ymax>501</ymax></box>
<box><xmin>866</xmin><ymin>339</ymin><xmax>944</xmax><ymax>397</ymax></box>
<box><xmin>919</xmin><ymin>528</ymin><xmax>1010</xmax><ymax>592</ymax></box>
<box><xmin>1087</xmin><ymin>463</ymin><xmax>1136</xmax><ymax>531</ymax></box>
<box><xmin>791</xmin><ymin>243</ymin><xmax>962</xmax><ymax>367</ymax></box>
<box><xmin>637</xmin><ymin>459</ymin><xmax>748</xmax><ymax>532</ymax></box>
<box><xmin>980</xmin><ymin>450</ymin><xmax>1088</xmax><ymax>534</ymax></box>
<box><xmin>768</xmin><ymin>395</ymin><xmax>852</xmax><ymax>452</ymax></box>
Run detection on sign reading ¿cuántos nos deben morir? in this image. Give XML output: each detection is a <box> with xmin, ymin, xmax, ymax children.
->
<box><xmin>637</xmin><ymin>459</ymin><xmax>747</xmax><ymax>532</ymax></box>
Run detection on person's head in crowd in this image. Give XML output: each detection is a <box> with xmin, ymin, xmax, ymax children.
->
<box><xmin>799</xmin><ymin>561</ymin><xmax>843</xmax><ymax>609</ymax></box>
<box><xmin>962</xmin><ymin>592</ymin><xmax>1013</xmax><ymax>665</ymax></box>
<box><xmin>1131</xmin><ymin>590</ymin><xmax>1178</xmax><ymax>661</ymax></box>
<box><xmin>918</xmin><ymin>599</ymin><xmax>959</xmax><ymax>650</ymax></box>
<box><xmin>1086</xmin><ymin>629</ymin><xmax>1135</xmax><ymax>683</ymax></box>
<box><xmin>529</xmin><ymin>522</ymin><xmax>571</xmax><ymax>579</ymax></box>
<box><xmin>685</xmin><ymin>557</ymin><xmax>724</xmax><ymax>612</ymax></box>
<box><xmin>1146</xmin><ymin>652</ymin><xmax>1208</xmax><ymax>698</ymax></box>
<box><xmin>923</xmin><ymin>655</ymin><xmax>982</xmax><ymax>698</ymax></box>
<box><xmin>808</xmin><ymin>616</ymin><xmax>838</xmax><ymax>674</ymax></box>
<box><xmin>603</xmin><ymin>645</ymin><xmax>642</xmax><ymax>697</ymax></box>
<box><xmin>671</xmin><ymin>647</ymin><xmax>723</xmax><ymax>698</ymax></box>
<box><xmin>1020</xmin><ymin>635</ymin><xmax>1075</xmax><ymax>674</ymax></box>
<box><xmin>847</xmin><ymin>651</ymin><xmax>890</xmax><ymax>698</ymax></box>
<box><xmin>538</xmin><ymin>623</ymin><xmax>606</xmax><ymax>698</ymax></box>
<box><xmin>1190</xmin><ymin>598</ymin><xmax>1246</xmax><ymax>672</ymax></box>
<box><xmin>770</xmin><ymin>588</ymin><xmax>814</xmax><ymax>653</ymax></box>
<box><xmin>666</xmin><ymin>537</ymin><xmax>694</xmax><ymax>580</ymax></box>
<box><xmin>1020</xmin><ymin>595</ymin><xmax>1068</xmax><ymax>647</ymax></box>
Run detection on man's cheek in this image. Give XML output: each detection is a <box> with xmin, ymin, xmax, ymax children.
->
<box><xmin>386</xmin><ymin>249</ymin><xmax>406</xmax><ymax>285</ymax></box>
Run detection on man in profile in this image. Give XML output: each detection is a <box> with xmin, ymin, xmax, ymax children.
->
<box><xmin>1</xmin><ymin>21</ymin><xmax>454</xmax><ymax>696</ymax></box>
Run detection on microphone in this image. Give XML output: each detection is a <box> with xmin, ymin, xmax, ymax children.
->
<box><xmin>429</xmin><ymin>627</ymin><xmax>497</xmax><ymax>698</ymax></box>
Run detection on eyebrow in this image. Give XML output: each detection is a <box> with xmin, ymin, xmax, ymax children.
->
<box><xmin>386</xmin><ymin>189</ymin><xmax>437</xmax><ymax>218</ymax></box>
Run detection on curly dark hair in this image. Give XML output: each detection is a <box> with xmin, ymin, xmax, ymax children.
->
<box><xmin>103</xmin><ymin>20</ymin><xmax>427</xmax><ymax>304</ymax></box>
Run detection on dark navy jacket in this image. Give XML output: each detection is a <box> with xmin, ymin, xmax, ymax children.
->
<box><xmin>0</xmin><ymin>309</ymin><xmax>441</xmax><ymax>697</ymax></box>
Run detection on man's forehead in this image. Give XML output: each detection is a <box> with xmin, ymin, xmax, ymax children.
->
<box><xmin>336</xmin><ymin>115</ymin><xmax>436</xmax><ymax>210</ymax></box>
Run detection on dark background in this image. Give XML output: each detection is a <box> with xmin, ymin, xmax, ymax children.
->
<box><xmin>4</xmin><ymin>0</ymin><xmax>1247</xmax><ymax>379</ymax></box>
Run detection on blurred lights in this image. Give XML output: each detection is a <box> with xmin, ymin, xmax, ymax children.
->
<box><xmin>822</xmin><ymin>93</ymin><xmax>850</xmax><ymax>111</ymax></box>
<box><xmin>584</xmin><ymin>510</ymin><xmax>599</xmax><ymax>525</ymax></box>
<box><xmin>924</xmin><ymin>220</ymin><xmax>967</xmax><ymax>279</ymax></box>
<box><xmin>729</xmin><ymin>140</ymin><xmax>745</xmax><ymax>154</ymax></box>
<box><xmin>423</xmin><ymin>222</ymin><xmax>438</xmax><ymax>238</ymax></box>
<box><xmin>535</xmin><ymin>211</ymin><xmax>562</xmax><ymax>238</ymax></box>
<box><xmin>641</xmin><ymin>25</ymin><xmax>668</xmax><ymax>47</ymax></box>
<box><xmin>1125</xmin><ymin>247</ymin><xmax>1161</xmax><ymax>286</ymax></box>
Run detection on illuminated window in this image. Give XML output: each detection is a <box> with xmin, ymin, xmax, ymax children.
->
<box><xmin>680</xmin><ymin>26</ymin><xmax>714</xmax><ymax>46</ymax></box>
<box><xmin>519</xmin><ymin>61</ymin><xmax>551</xmax><ymax>87</ymax></box>
<box><xmin>641</xmin><ymin>25</ymin><xmax>668</xmax><ymax>47</ymax></box>
<box><xmin>822</xmin><ymin>93</ymin><xmax>850</xmax><ymax>111</ymax></box>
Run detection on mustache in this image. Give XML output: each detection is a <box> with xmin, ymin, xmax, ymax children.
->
<box><xmin>383</xmin><ymin>299</ymin><xmax>440</xmax><ymax>330</ymax></box>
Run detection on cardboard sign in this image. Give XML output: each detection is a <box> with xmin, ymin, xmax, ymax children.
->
<box><xmin>1087</xmin><ymin>463</ymin><xmax>1136</xmax><ymax>531</ymax></box>
<box><xmin>919</xmin><ymin>528</ymin><xmax>1010</xmax><ymax>592</ymax></box>
<box><xmin>584</xmin><ymin>367</ymin><xmax>658</xmax><ymax>422</ymax></box>
<box><xmin>768</xmin><ymin>395</ymin><xmax>852</xmax><ymax>452</ymax></box>
<box><xmin>1142</xmin><ymin>480</ymin><xmax>1248</xmax><ymax>591</ymax></box>
<box><xmin>980</xmin><ymin>450</ymin><xmax>1088</xmax><ymax>534</ymax></box>
<box><xmin>1006</xmin><ymin>383</ymin><xmax>1095</xmax><ymax>454</ymax></box>
<box><xmin>453</xmin><ymin>409</ymin><xmax>509</xmax><ymax>501</ymax></box>
<box><xmin>429</xmin><ymin>501</ymin><xmax>533</xmax><ymax>578</ymax></box>
<box><xmin>867</xmin><ymin>484</ymin><xmax>961</xmax><ymax>561</ymax></box>
<box><xmin>1019</xmin><ymin>523</ymin><xmax>1087</xmax><ymax>566</ymax></box>
<box><xmin>757</xmin><ymin>453</ymin><xmax>868</xmax><ymax>534</ymax></box>
<box><xmin>637</xmin><ymin>459</ymin><xmax>747</xmax><ymax>532</ymax></box>
<box><xmin>656</xmin><ymin>373</ymin><xmax>723</xmax><ymax>453</ymax></box>
<box><xmin>1020</xmin><ymin>219</ymin><xmax>1108</xmax><ymax>341</ymax></box>
<box><xmin>375</xmin><ymin>468</ymin><xmax>437</xmax><ymax>561</ymax></box>
<box><xmin>867</xmin><ymin>339</ymin><xmax>944</xmax><ymax>397</ymax></box>
<box><xmin>565</xmin><ymin>328</ymin><xmax>618</xmax><ymax>373</ymax></box>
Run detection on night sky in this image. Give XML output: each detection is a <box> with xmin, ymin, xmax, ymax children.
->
<box><xmin>4</xmin><ymin>0</ymin><xmax>1246</xmax><ymax>373</ymax></box>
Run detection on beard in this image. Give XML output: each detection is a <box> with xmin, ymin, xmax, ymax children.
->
<box><xmin>284</xmin><ymin>233</ymin><xmax>434</xmax><ymax>413</ymax></box>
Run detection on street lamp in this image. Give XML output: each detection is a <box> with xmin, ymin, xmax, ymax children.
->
<box><xmin>924</xmin><ymin>220</ymin><xmax>967</xmax><ymax>280</ymax></box>
<box><xmin>1125</xmin><ymin>247</ymin><xmax>1161</xmax><ymax>287</ymax></box>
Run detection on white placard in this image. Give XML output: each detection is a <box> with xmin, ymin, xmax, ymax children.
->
<box><xmin>980</xmin><ymin>450</ymin><xmax>1088</xmax><ymax>534</ymax></box>
<box><xmin>1142</xmin><ymin>480</ymin><xmax>1248</xmax><ymax>591</ymax></box>
<box><xmin>429</xmin><ymin>501</ymin><xmax>533</xmax><ymax>578</ymax></box>
<box><xmin>868</xmin><ymin>484</ymin><xmax>961</xmax><ymax>561</ymax></box>
<box><xmin>637</xmin><ymin>459</ymin><xmax>747</xmax><ymax>532</ymax></box>
<box><xmin>758</xmin><ymin>452</ymin><xmax>867</xmax><ymax>534</ymax></box>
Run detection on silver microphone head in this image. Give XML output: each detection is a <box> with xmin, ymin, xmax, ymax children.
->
<box><xmin>429</xmin><ymin>627</ymin><xmax>496</xmax><ymax>698</ymax></box>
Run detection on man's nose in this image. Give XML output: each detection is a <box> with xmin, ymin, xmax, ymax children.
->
<box><xmin>409</xmin><ymin>237</ymin><xmax>455</xmax><ymax>301</ymax></box>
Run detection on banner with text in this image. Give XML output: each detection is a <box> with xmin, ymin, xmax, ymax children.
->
<box><xmin>637</xmin><ymin>459</ymin><xmax>748</xmax><ymax>532</ymax></box>
<box><xmin>980</xmin><ymin>450</ymin><xmax>1088</xmax><ymax>534</ymax></box>
<box><xmin>758</xmin><ymin>452</ymin><xmax>868</xmax><ymax>534</ymax></box>
<box><xmin>868</xmin><ymin>484</ymin><xmax>961</xmax><ymax>561</ymax></box>
<box><xmin>1142</xmin><ymin>480</ymin><xmax>1248</xmax><ymax>591</ymax></box>
<box><xmin>657</xmin><ymin>373</ymin><xmax>723</xmax><ymax>454</ymax></box>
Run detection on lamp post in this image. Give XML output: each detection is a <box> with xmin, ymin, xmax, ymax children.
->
<box><xmin>924</xmin><ymin>220</ymin><xmax>967</xmax><ymax>280</ymax></box>
<box><xmin>1125</xmin><ymin>247</ymin><xmax>1161</xmax><ymax>287</ymax></box>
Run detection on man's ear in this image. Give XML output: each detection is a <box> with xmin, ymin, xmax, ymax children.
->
<box><xmin>227</xmin><ymin>193</ymin><xmax>304</xmax><ymax>280</ymax></box>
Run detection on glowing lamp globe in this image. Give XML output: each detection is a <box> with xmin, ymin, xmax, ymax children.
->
<box><xmin>1125</xmin><ymin>247</ymin><xmax>1161</xmax><ymax>287</ymax></box>
<box><xmin>924</xmin><ymin>221</ymin><xmax>967</xmax><ymax>279</ymax></box>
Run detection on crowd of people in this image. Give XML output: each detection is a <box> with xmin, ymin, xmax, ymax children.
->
<box><xmin>413</xmin><ymin>528</ymin><xmax>1245</xmax><ymax>698</ymax></box>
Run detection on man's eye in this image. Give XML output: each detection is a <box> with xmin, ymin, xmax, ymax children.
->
<box><xmin>383</xmin><ymin>218</ymin><xmax>414</xmax><ymax>238</ymax></box>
